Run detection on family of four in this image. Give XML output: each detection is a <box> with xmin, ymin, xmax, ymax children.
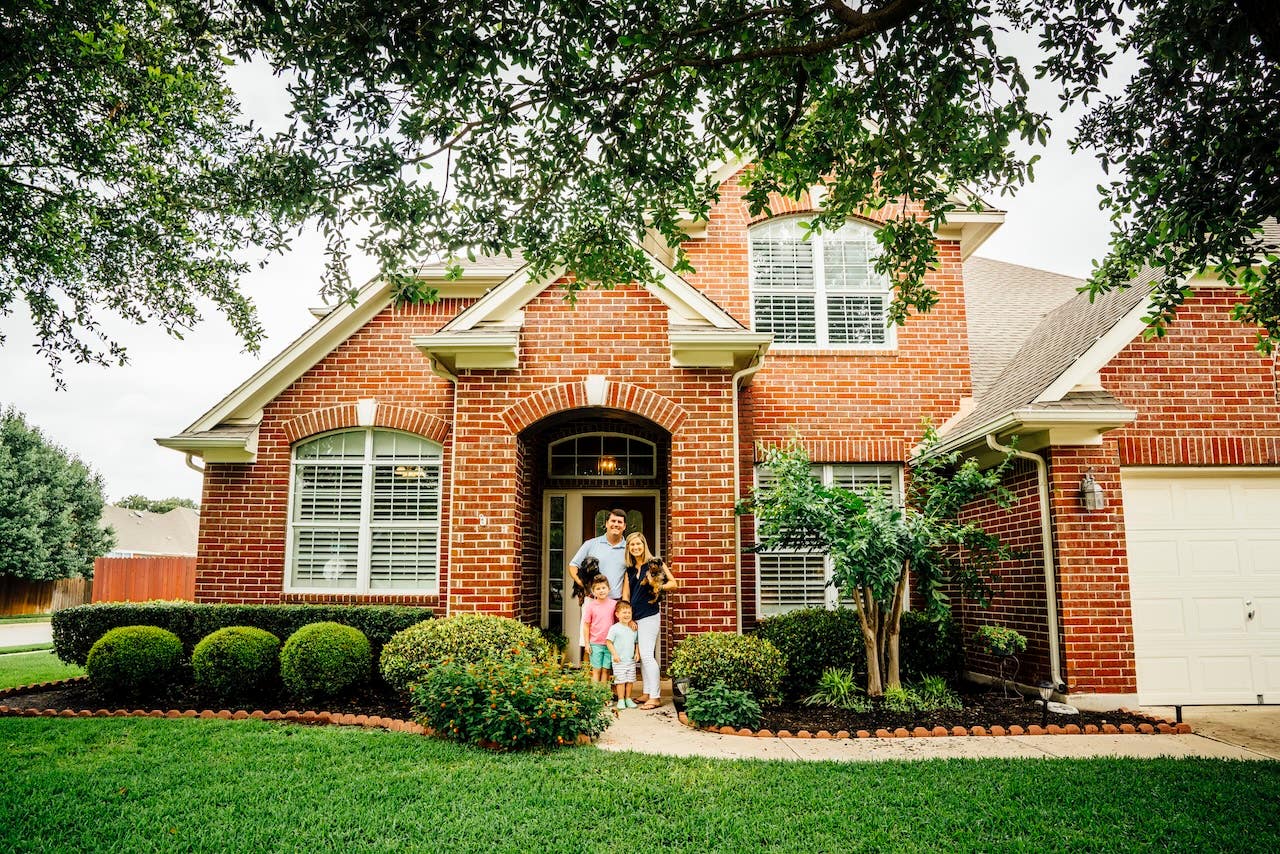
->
<box><xmin>570</xmin><ymin>508</ymin><xmax>677</xmax><ymax>710</ymax></box>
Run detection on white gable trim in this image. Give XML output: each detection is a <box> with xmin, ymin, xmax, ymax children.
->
<box><xmin>441</xmin><ymin>242</ymin><xmax>744</xmax><ymax>333</ymax></box>
<box><xmin>1035</xmin><ymin>294</ymin><xmax>1153</xmax><ymax>404</ymax></box>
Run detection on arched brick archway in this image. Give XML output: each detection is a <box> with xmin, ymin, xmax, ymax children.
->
<box><xmin>500</xmin><ymin>380</ymin><xmax>688</xmax><ymax>435</ymax></box>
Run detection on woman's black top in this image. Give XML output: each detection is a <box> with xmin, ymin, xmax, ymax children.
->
<box><xmin>625</xmin><ymin>563</ymin><xmax>662</xmax><ymax>620</ymax></box>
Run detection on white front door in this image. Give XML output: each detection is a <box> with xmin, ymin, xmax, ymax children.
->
<box><xmin>1123</xmin><ymin>469</ymin><xmax>1280</xmax><ymax>704</ymax></box>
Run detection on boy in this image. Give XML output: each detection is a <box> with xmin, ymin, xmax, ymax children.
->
<box><xmin>606</xmin><ymin>600</ymin><xmax>641</xmax><ymax>709</ymax></box>
<box><xmin>580</xmin><ymin>577</ymin><xmax>616</xmax><ymax>683</ymax></box>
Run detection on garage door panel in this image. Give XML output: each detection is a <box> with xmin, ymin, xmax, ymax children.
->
<box><xmin>1123</xmin><ymin>470</ymin><xmax>1280</xmax><ymax>705</ymax></box>
<box><xmin>1187</xmin><ymin>540</ymin><xmax>1241</xmax><ymax>576</ymax></box>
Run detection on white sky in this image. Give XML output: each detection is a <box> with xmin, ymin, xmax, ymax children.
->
<box><xmin>0</xmin><ymin>42</ymin><xmax>1122</xmax><ymax>504</ymax></box>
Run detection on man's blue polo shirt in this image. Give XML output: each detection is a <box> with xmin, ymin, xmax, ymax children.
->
<box><xmin>570</xmin><ymin>535</ymin><xmax>628</xmax><ymax>599</ymax></box>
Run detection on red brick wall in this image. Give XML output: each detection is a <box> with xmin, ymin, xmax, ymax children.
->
<box><xmin>954</xmin><ymin>459</ymin><xmax>1053</xmax><ymax>683</ymax></box>
<box><xmin>195</xmin><ymin>299</ymin><xmax>465</xmax><ymax>606</ymax></box>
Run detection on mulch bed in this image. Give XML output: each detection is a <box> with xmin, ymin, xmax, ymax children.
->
<box><xmin>0</xmin><ymin>678</ymin><xmax>414</xmax><ymax>720</ymax></box>
<box><xmin>3</xmin><ymin>679</ymin><xmax>1170</xmax><ymax>736</ymax></box>
<box><xmin>758</xmin><ymin>684</ymin><xmax>1157</xmax><ymax>733</ymax></box>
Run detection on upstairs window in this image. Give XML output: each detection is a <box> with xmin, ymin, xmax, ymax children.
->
<box><xmin>749</xmin><ymin>217</ymin><xmax>892</xmax><ymax>347</ymax></box>
<box><xmin>288</xmin><ymin>429</ymin><xmax>442</xmax><ymax>594</ymax></box>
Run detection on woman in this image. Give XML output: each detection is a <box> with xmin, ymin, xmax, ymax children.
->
<box><xmin>620</xmin><ymin>531</ymin><xmax>677</xmax><ymax>710</ymax></box>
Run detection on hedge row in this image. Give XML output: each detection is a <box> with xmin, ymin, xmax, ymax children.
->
<box><xmin>53</xmin><ymin>603</ymin><xmax>432</xmax><ymax>666</ymax></box>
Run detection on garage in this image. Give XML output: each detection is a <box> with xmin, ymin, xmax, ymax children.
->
<box><xmin>1122</xmin><ymin>469</ymin><xmax>1280</xmax><ymax>704</ymax></box>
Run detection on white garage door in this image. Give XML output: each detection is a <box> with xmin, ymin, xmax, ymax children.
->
<box><xmin>1122</xmin><ymin>470</ymin><xmax>1280</xmax><ymax>704</ymax></box>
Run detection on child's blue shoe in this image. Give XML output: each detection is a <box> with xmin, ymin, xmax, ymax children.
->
<box><xmin>624</xmin><ymin>699</ymin><xmax>638</xmax><ymax>709</ymax></box>
<box><xmin>616</xmin><ymin>700</ymin><xmax>626</xmax><ymax>710</ymax></box>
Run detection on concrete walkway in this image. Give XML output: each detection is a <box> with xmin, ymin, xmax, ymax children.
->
<box><xmin>597</xmin><ymin>702</ymin><xmax>1276</xmax><ymax>762</ymax></box>
<box><xmin>0</xmin><ymin>620</ymin><xmax>53</xmax><ymax>649</ymax></box>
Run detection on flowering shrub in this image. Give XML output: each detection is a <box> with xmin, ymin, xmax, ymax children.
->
<box><xmin>668</xmin><ymin>632</ymin><xmax>786</xmax><ymax>701</ymax></box>
<box><xmin>411</xmin><ymin>657</ymin><xmax>612</xmax><ymax>750</ymax></box>
<box><xmin>684</xmin><ymin>683</ymin><xmax>762</xmax><ymax>730</ymax></box>
<box><xmin>380</xmin><ymin>613</ymin><xmax>552</xmax><ymax>694</ymax></box>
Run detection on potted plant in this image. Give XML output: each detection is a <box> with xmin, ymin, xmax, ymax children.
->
<box><xmin>973</xmin><ymin>624</ymin><xmax>1027</xmax><ymax>658</ymax></box>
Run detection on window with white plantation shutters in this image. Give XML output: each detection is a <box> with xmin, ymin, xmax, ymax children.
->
<box><xmin>749</xmin><ymin>217</ymin><xmax>891</xmax><ymax>347</ymax></box>
<box><xmin>753</xmin><ymin>462</ymin><xmax>902</xmax><ymax>614</ymax></box>
<box><xmin>289</xmin><ymin>429</ymin><xmax>442</xmax><ymax>593</ymax></box>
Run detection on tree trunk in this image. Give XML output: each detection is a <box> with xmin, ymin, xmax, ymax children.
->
<box><xmin>858</xmin><ymin>586</ymin><xmax>884</xmax><ymax>697</ymax></box>
<box><xmin>884</xmin><ymin>562</ymin><xmax>910</xmax><ymax>691</ymax></box>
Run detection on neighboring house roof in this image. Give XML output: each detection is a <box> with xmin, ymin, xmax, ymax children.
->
<box><xmin>963</xmin><ymin>257</ymin><xmax>1084</xmax><ymax>396</ymax></box>
<box><xmin>101</xmin><ymin>506</ymin><xmax>199</xmax><ymax>557</ymax></box>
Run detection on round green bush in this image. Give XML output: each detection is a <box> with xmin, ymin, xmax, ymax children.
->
<box><xmin>752</xmin><ymin>607</ymin><xmax>866</xmax><ymax>701</ymax></box>
<box><xmin>668</xmin><ymin>632</ymin><xmax>786</xmax><ymax>700</ymax></box>
<box><xmin>85</xmin><ymin>625</ymin><xmax>185</xmax><ymax>699</ymax></box>
<box><xmin>192</xmin><ymin>626</ymin><xmax>281</xmax><ymax>701</ymax></box>
<box><xmin>279</xmin><ymin>622</ymin><xmax>372</xmax><ymax>701</ymax></box>
<box><xmin>379</xmin><ymin>613</ymin><xmax>552</xmax><ymax>693</ymax></box>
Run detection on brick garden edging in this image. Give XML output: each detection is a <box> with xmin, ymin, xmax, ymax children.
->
<box><xmin>675</xmin><ymin>709</ymin><xmax>1192</xmax><ymax>738</ymax></box>
<box><xmin>0</xmin><ymin>677</ymin><xmax>429</xmax><ymax>735</ymax></box>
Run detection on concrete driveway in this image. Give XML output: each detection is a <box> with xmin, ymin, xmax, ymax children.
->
<box><xmin>0</xmin><ymin>620</ymin><xmax>53</xmax><ymax>649</ymax></box>
<box><xmin>1141</xmin><ymin>705</ymin><xmax>1280</xmax><ymax>760</ymax></box>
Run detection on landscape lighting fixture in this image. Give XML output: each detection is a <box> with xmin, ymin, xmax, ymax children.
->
<box><xmin>1079</xmin><ymin>468</ymin><xmax>1106</xmax><ymax>511</ymax></box>
<box><xmin>1038</xmin><ymin>680</ymin><xmax>1054</xmax><ymax>729</ymax></box>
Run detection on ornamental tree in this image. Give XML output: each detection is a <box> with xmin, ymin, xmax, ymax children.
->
<box><xmin>746</xmin><ymin>430</ymin><xmax>1013</xmax><ymax>696</ymax></box>
<box><xmin>0</xmin><ymin>408</ymin><xmax>114</xmax><ymax>581</ymax></box>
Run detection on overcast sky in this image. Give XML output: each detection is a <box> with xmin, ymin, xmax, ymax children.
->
<box><xmin>0</xmin><ymin>41</ymin><xmax>1124</xmax><ymax>504</ymax></box>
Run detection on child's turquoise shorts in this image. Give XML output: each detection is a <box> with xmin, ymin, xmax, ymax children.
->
<box><xmin>589</xmin><ymin>643</ymin><xmax>612</xmax><ymax>668</ymax></box>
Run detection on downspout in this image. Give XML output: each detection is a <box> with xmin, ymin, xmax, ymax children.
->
<box><xmin>430</xmin><ymin>357</ymin><xmax>460</xmax><ymax>618</ymax></box>
<box><xmin>184</xmin><ymin>453</ymin><xmax>205</xmax><ymax>474</ymax></box>
<box><xmin>985</xmin><ymin>434</ymin><xmax>1065</xmax><ymax>690</ymax></box>
<box><xmin>731</xmin><ymin>346</ymin><xmax>768</xmax><ymax>634</ymax></box>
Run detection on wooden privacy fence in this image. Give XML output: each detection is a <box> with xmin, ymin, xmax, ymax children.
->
<box><xmin>92</xmin><ymin>556</ymin><xmax>197</xmax><ymax>604</ymax></box>
<box><xmin>0</xmin><ymin>577</ymin><xmax>92</xmax><ymax>616</ymax></box>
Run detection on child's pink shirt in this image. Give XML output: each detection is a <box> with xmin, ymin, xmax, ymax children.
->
<box><xmin>581</xmin><ymin>597</ymin><xmax>617</xmax><ymax>644</ymax></box>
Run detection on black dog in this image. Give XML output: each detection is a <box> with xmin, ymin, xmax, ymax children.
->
<box><xmin>571</xmin><ymin>556</ymin><xmax>604</xmax><ymax>606</ymax></box>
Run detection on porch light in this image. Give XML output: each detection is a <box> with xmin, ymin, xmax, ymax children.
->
<box><xmin>597</xmin><ymin>455</ymin><xmax>618</xmax><ymax>475</ymax></box>
<box><xmin>1038</xmin><ymin>680</ymin><xmax>1054</xmax><ymax>728</ymax></box>
<box><xmin>1079</xmin><ymin>468</ymin><xmax>1106</xmax><ymax>511</ymax></box>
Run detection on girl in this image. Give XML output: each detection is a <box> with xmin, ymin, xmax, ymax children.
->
<box><xmin>621</xmin><ymin>531</ymin><xmax>677</xmax><ymax>709</ymax></box>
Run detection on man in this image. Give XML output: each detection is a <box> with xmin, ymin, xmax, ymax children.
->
<box><xmin>569</xmin><ymin>507</ymin><xmax>628</xmax><ymax>600</ymax></box>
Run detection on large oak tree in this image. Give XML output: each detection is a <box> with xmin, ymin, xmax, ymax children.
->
<box><xmin>4</xmin><ymin>1</ymin><xmax>1278</xmax><ymax>381</ymax></box>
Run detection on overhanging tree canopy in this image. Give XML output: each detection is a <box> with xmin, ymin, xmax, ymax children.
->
<box><xmin>4</xmin><ymin>1</ymin><xmax>1279</xmax><ymax>381</ymax></box>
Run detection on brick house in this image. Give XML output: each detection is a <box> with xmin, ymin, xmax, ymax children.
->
<box><xmin>159</xmin><ymin>163</ymin><xmax>1279</xmax><ymax>708</ymax></box>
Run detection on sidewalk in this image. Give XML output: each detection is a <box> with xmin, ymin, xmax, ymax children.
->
<box><xmin>596</xmin><ymin>702</ymin><xmax>1275</xmax><ymax>762</ymax></box>
<box><xmin>0</xmin><ymin>620</ymin><xmax>53</xmax><ymax>650</ymax></box>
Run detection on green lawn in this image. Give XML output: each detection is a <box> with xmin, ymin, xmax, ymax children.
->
<box><xmin>3</xmin><ymin>718</ymin><xmax>1278</xmax><ymax>852</ymax></box>
<box><xmin>0</xmin><ymin>614</ymin><xmax>53</xmax><ymax>624</ymax></box>
<box><xmin>0</xmin><ymin>650</ymin><xmax>84</xmax><ymax>690</ymax></box>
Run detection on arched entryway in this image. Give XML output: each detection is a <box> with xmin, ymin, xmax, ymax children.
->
<box><xmin>516</xmin><ymin>408</ymin><xmax>671</xmax><ymax>662</ymax></box>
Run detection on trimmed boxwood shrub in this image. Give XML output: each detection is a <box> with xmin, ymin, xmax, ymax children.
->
<box><xmin>53</xmin><ymin>602</ymin><xmax>431</xmax><ymax>666</ymax></box>
<box><xmin>192</xmin><ymin>626</ymin><xmax>281</xmax><ymax>702</ymax></box>
<box><xmin>380</xmin><ymin>613</ymin><xmax>552</xmax><ymax>694</ymax></box>
<box><xmin>411</xmin><ymin>656</ymin><xmax>612</xmax><ymax>750</ymax></box>
<box><xmin>900</xmin><ymin>610</ymin><xmax>964</xmax><ymax>683</ymax></box>
<box><xmin>668</xmin><ymin>632</ymin><xmax>786</xmax><ymax>701</ymax></box>
<box><xmin>86</xmin><ymin>625</ymin><xmax>185</xmax><ymax>699</ymax></box>
<box><xmin>280</xmin><ymin>622</ymin><xmax>372</xmax><ymax>701</ymax></box>
<box><xmin>752</xmin><ymin>607</ymin><xmax>865</xmax><ymax>701</ymax></box>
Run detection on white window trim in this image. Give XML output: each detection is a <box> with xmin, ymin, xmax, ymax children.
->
<box><xmin>547</xmin><ymin>432</ymin><xmax>658</xmax><ymax>480</ymax></box>
<box><xmin>285</xmin><ymin>429</ymin><xmax>443</xmax><ymax>596</ymax></box>
<box><xmin>748</xmin><ymin>217</ymin><xmax>897</xmax><ymax>351</ymax></box>
<box><xmin>753</xmin><ymin>462</ymin><xmax>904</xmax><ymax>616</ymax></box>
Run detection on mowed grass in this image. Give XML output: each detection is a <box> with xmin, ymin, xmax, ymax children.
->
<box><xmin>3</xmin><ymin>718</ymin><xmax>1278</xmax><ymax>853</ymax></box>
<box><xmin>0</xmin><ymin>650</ymin><xmax>83</xmax><ymax>690</ymax></box>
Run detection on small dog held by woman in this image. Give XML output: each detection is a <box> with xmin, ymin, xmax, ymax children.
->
<box><xmin>639</xmin><ymin>558</ymin><xmax>669</xmax><ymax>605</ymax></box>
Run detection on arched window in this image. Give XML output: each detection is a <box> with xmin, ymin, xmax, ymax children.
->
<box><xmin>548</xmin><ymin>433</ymin><xmax>657</xmax><ymax>479</ymax></box>
<box><xmin>749</xmin><ymin>216</ymin><xmax>892</xmax><ymax>347</ymax></box>
<box><xmin>288</xmin><ymin>429</ymin><xmax>442</xmax><ymax>593</ymax></box>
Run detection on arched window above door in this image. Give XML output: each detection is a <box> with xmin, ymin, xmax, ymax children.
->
<box><xmin>548</xmin><ymin>433</ymin><xmax>657</xmax><ymax>480</ymax></box>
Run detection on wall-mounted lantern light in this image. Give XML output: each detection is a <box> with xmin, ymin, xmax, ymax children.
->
<box><xmin>597</xmin><ymin>455</ymin><xmax>618</xmax><ymax>475</ymax></box>
<box><xmin>1079</xmin><ymin>468</ymin><xmax>1106</xmax><ymax>511</ymax></box>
